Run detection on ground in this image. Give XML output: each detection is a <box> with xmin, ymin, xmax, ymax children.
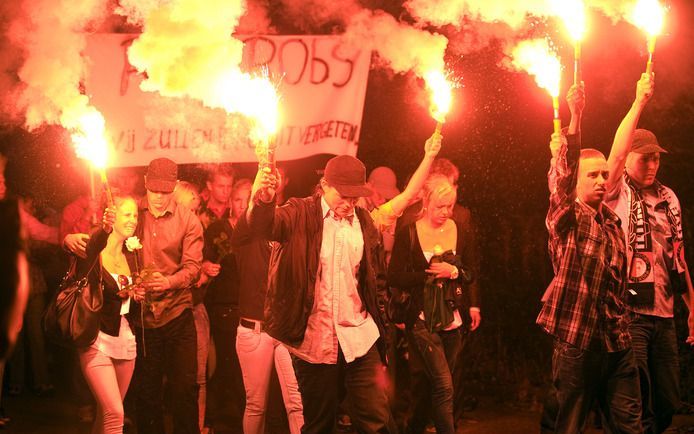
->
<box><xmin>4</xmin><ymin>388</ymin><xmax>694</xmax><ymax>433</ymax></box>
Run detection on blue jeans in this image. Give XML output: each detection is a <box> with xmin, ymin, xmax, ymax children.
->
<box><xmin>629</xmin><ymin>314</ymin><xmax>680</xmax><ymax>434</ymax></box>
<box><xmin>550</xmin><ymin>340</ymin><xmax>642</xmax><ymax>434</ymax></box>
<box><xmin>406</xmin><ymin>320</ymin><xmax>461</xmax><ymax>434</ymax></box>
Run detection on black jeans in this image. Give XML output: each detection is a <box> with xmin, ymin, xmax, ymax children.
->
<box><xmin>292</xmin><ymin>343</ymin><xmax>393</xmax><ymax>434</ymax></box>
<box><xmin>134</xmin><ymin>309</ymin><xmax>198</xmax><ymax>434</ymax></box>
<box><xmin>549</xmin><ymin>340</ymin><xmax>642</xmax><ymax>434</ymax></box>
<box><xmin>406</xmin><ymin>320</ymin><xmax>461</xmax><ymax>434</ymax></box>
<box><xmin>629</xmin><ymin>314</ymin><xmax>680</xmax><ymax>434</ymax></box>
<box><xmin>206</xmin><ymin>305</ymin><xmax>244</xmax><ymax>431</ymax></box>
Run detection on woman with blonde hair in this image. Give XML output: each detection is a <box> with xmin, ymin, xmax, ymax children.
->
<box><xmin>77</xmin><ymin>196</ymin><xmax>140</xmax><ymax>434</ymax></box>
<box><xmin>387</xmin><ymin>176</ymin><xmax>477</xmax><ymax>434</ymax></box>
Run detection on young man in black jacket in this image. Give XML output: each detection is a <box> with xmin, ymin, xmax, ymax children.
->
<box><xmin>242</xmin><ymin>155</ymin><xmax>393</xmax><ymax>434</ymax></box>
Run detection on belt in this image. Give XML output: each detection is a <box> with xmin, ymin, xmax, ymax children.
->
<box><xmin>239</xmin><ymin>318</ymin><xmax>263</xmax><ymax>332</ymax></box>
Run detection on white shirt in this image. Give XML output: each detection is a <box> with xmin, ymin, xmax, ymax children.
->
<box><xmin>289</xmin><ymin>198</ymin><xmax>380</xmax><ymax>364</ymax></box>
<box><xmin>88</xmin><ymin>274</ymin><xmax>137</xmax><ymax>360</ymax></box>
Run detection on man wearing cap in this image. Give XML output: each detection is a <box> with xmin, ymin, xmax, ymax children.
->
<box><xmin>604</xmin><ymin>73</ymin><xmax>694</xmax><ymax>434</ymax></box>
<box><xmin>244</xmin><ymin>155</ymin><xmax>393</xmax><ymax>433</ymax></box>
<box><xmin>132</xmin><ymin>157</ymin><xmax>204</xmax><ymax>434</ymax></box>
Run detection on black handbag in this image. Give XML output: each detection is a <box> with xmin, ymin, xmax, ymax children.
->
<box><xmin>43</xmin><ymin>257</ymin><xmax>103</xmax><ymax>348</ymax></box>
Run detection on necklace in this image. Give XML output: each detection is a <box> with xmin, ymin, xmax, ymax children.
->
<box><xmin>102</xmin><ymin>250</ymin><xmax>126</xmax><ymax>270</ymax></box>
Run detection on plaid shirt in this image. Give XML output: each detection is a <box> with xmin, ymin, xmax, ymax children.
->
<box><xmin>537</xmin><ymin>133</ymin><xmax>631</xmax><ymax>352</ymax></box>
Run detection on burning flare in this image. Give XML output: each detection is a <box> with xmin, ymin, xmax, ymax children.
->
<box><xmin>630</xmin><ymin>0</ymin><xmax>666</xmax><ymax>74</ymax></box>
<box><xmin>554</xmin><ymin>0</ymin><xmax>586</xmax><ymax>84</ymax></box>
<box><xmin>424</xmin><ymin>70</ymin><xmax>453</xmax><ymax>124</ymax></box>
<box><xmin>71</xmin><ymin>109</ymin><xmax>109</xmax><ymax>170</ymax></box>
<box><xmin>554</xmin><ymin>0</ymin><xmax>587</xmax><ymax>43</ymax></box>
<box><xmin>71</xmin><ymin>108</ymin><xmax>114</xmax><ymax>206</ymax></box>
<box><xmin>511</xmin><ymin>39</ymin><xmax>562</xmax><ymax>133</ymax></box>
<box><xmin>512</xmin><ymin>39</ymin><xmax>561</xmax><ymax>98</ymax></box>
<box><xmin>631</xmin><ymin>0</ymin><xmax>666</xmax><ymax>38</ymax></box>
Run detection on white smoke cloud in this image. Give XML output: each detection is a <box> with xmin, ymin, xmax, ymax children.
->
<box><xmin>8</xmin><ymin>0</ymin><xmax>110</xmax><ymax>131</ymax></box>
<box><xmin>344</xmin><ymin>9</ymin><xmax>448</xmax><ymax>79</ymax></box>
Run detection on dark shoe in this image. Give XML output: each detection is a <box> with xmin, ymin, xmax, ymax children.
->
<box><xmin>7</xmin><ymin>386</ymin><xmax>21</xmax><ymax>396</ymax></box>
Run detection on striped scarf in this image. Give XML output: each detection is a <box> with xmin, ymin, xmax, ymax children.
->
<box><xmin>625</xmin><ymin>175</ymin><xmax>687</xmax><ymax>305</ymax></box>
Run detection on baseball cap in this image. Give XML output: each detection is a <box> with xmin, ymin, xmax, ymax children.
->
<box><xmin>324</xmin><ymin>155</ymin><xmax>372</xmax><ymax>198</ymax></box>
<box><xmin>631</xmin><ymin>129</ymin><xmax>668</xmax><ymax>154</ymax></box>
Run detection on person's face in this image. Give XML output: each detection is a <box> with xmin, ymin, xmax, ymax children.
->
<box><xmin>321</xmin><ymin>180</ymin><xmax>359</xmax><ymax>218</ymax></box>
<box><xmin>178</xmin><ymin>191</ymin><xmax>201</xmax><ymax>213</ymax></box>
<box><xmin>115</xmin><ymin>171</ymin><xmax>139</xmax><ymax>195</ymax></box>
<box><xmin>626</xmin><ymin>152</ymin><xmax>660</xmax><ymax>188</ymax></box>
<box><xmin>577</xmin><ymin>156</ymin><xmax>609</xmax><ymax>208</ymax></box>
<box><xmin>230</xmin><ymin>186</ymin><xmax>251</xmax><ymax>219</ymax></box>
<box><xmin>207</xmin><ymin>174</ymin><xmax>234</xmax><ymax>204</ymax></box>
<box><xmin>426</xmin><ymin>194</ymin><xmax>455</xmax><ymax>227</ymax></box>
<box><xmin>114</xmin><ymin>199</ymin><xmax>138</xmax><ymax>239</ymax></box>
<box><xmin>146</xmin><ymin>189</ymin><xmax>173</xmax><ymax>215</ymax></box>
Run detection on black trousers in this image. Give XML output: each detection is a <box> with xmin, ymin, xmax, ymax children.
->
<box><xmin>134</xmin><ymin>309</ymin><xmax>199</xmax><ymax>434</ymax></box>
<box><xmin>292</xmin><ymin>344</ymin><xmax>393</xmax><ymax>434</ymax></box>
<box><xmin>630</xmin><ymin>314</ymin><xmax>680</xmax><ymax>434</ymax></box>
<box><xmin>206</xmin><ymin>305</ymin><xmax>244</xmax><ymax>431</ymax></box>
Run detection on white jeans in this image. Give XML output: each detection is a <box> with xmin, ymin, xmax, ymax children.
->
<box><xmin>236</xmin><ymin>323</ymin><xmax>303</xmax><ymax>434</ymax></box>
<box><xmin>79</xmin><ymin>347</ymin><xmax>135</xmax><ymax>434</ymax></box>
<box><xmin>193</xmin><ymin>304</ymin><xmax>210</xmax><ymax>430</ymax></box>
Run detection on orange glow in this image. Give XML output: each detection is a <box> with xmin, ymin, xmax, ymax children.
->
<box><xmin>215</xmin><ymin>70</ymin><xmax>281</xmax><ymax>144</ymax></box>
<box><xmin>631</xmin><ymin>0</ymin><xmax>666</xmax><ymax>38</ymax></box>
<box><xmin>511</xmin><ymin>39</ymin><xmax>562</xmax><ymax>98</ymax></box>
<box><xmin>554</xmin><ymin>0</ymin><xmax>587</xmax><ymax>43</ymax></box>
<box><xmin>71</xmin><ymin>109</ymin><xmax>109</xmax><ymax>170</ymax></box>
<box><xmin>424</xmin><ymin>70</ymin><xmax>453</xmax><ymax>123</ymax></box>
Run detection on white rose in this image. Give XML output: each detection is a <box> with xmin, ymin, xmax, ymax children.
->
<box><xmin>125</xmin><ymin>236</ymin><xmax>143</xmax><ymax>252</ymax></box>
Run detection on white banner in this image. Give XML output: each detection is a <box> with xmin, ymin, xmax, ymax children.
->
<box><xmin>84</xmin><ymin>34</ymin><xmax>370</xmax><ymax>167</ymax></box>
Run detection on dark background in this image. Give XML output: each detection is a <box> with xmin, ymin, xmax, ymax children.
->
<box><xmin>1</xmin><ymin>0</ymin><xmax>693</xmax><ymax>405</ymax></box>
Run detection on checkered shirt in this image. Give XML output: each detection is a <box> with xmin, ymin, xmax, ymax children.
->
<box><xmin>537</xmin><ymin>133</ymin><xmax>631</xmax><ymax>352</ymax></box>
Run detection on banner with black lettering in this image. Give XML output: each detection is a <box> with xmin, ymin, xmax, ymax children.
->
<box><xmin>84</xmin><ymin>34</ymin><xmax>369</xmax><ymax>167</ymax></box>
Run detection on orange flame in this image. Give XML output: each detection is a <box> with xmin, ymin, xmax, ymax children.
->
<box><xmin>424</xmin><ymin>70</ymin><xmax>453</xmax><ymax>123</ymax></box>
<box><xmin>213</xmin><ymin>70</ymin><xmax>280</xmax><ymax>144</ymax></box>
<box><xmin>511</xmin><ymin>39</ymin><xmax>562</xmax><ymax>98</ymax></box>
<box><xmin>71</xmin><ymin>108</ymin><xmax>109</xmax><ymax>170</ymax></box>
<box><xmin>554</xmin><ymin>0</ymin><xmax>587</xmax><ymax>43</ymax></box>
<box><xmin>631</xmin><ymin>0</ymin><xmax>666</xmax><ymax>38</ymax></box>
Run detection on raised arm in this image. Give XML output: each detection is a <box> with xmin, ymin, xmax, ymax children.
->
<box><xmin>546</xmin><ymin>84</ymin><xmax>584</xmax><ymax>235</ymax></box>
<box><xmin>387</xmin><ymin>132</ymin><xmax>442</xmax><ymax>215</ymax></box>
<box><xmin>606</xmin><ymin>73</ymin><xmax>654</xmax><ymax>192</ymax></box>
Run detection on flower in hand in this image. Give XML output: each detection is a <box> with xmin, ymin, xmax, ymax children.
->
<box><xmin>125</xmin><ymin>236</ymin><xmax>143</xmax><ymax>252</ymax></box>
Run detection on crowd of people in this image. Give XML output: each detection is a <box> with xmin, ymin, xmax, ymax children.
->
<box><xmin>0</xmin><ymin>70</ymin><xmax>692</xmax><ymax>434</ymax></box>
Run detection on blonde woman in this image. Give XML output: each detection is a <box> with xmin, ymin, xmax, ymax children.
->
<box><xmin>387</xmin><ymin>177</ymin><xmax>477</xmax><ymax>434</ymax></box>
<box><xmin>77</xmin><ymin>196</ymin><xmax>139</xmax><ymax>434</ymax></box>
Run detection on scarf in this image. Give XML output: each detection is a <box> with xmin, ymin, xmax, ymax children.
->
<box><xmin>625</xmin><ymin>174</ymin><xmax>687</xmax><ymax>306</ymax></box>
